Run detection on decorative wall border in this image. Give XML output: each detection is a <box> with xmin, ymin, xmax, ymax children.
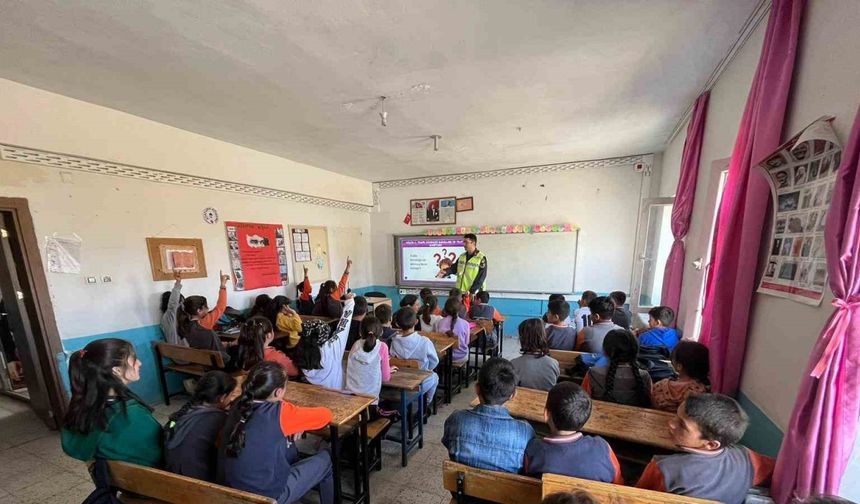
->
<box><xmin>374</xmin><ymin>154</ymin><xmax>645</xmax><ymax>190</ymax></box>
<box><xmin>0</xmin><ymin>144</ymin><xmax>373</xmax><ymax>213</ymax></box>
<box><xmin>423</xmin><ymin>223</ymin><xmax>578</xmax><ymax>236</ymax></box>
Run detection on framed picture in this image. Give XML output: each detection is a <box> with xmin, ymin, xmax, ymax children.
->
<box><xmin>409</xmin><ymin>196</ymin><xmax>457</xmax><ymax>226</ymax></box>
<box><xmin>456</xmin><ymin>197</ymin><xmax>474</xmax><ymax>212</ymax></box>
<box><xmin>146</xmin><ymin>237</ymin><xmax>207</xmax><ymax>281</ymax></box>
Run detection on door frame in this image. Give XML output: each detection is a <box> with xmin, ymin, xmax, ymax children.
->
<box><xmin>0</xmin><ymin>197</ymin><xmax>66</xmax><ymax>426</ymax></box>
<box><xmin>630</xmin><ymin>197</ymin><xmax>675</xmax><ymax>320</ymax></box>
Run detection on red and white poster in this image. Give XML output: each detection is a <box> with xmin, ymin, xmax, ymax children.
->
<box><xmin>225</xmin><ymin>221</ymin><xmax>289</xmax><ymax>291</ymax></box>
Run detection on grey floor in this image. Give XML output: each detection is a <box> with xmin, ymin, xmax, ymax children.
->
<box><xmin>0</xmin><ymin>335</ymin><xmax>522</xmax><ymax>504</ymax></box>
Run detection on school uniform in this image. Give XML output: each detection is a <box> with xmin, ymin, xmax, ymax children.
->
<box><xmin>611</xmin><ymin>308</ymin><xmax>632</xmax><ymax>330</ymax></box>
<box><xmin>164</xmin><ymin>404</ymin><xmax>226</xmax><ymax>481</ymax></box>
<box><xmin>509</xmin><ymin>354</ymin><xmax>559</xmax><ymax>391</ymax></box>
<box><xmin>218</xmin><ymin>401</ymin><xmax>334</xmax><ymax>504</ymax></box>
<box><xmin>523</xmin><ymin>433</ymin><xmax>623</xmax><ymax>483</ymax></box>
<box><xmin>345</xmin><ymin>339</ymin><xmax>391</xmax><ymax>404</ymax></box>
<box><xmin>639</xmin><ymin>327</ymin><xmax>680</xmax><ymax>351</ymax></box>
<box><xmin>469</xmin><ymin>304</ymin><xmax>495</xmax><ymax>320</ymax></box>
<box><xmin>437</xmin><ymin>316</ymin><xmax>471</xmax><ymax>363</ymax></box>
<box><xmin>62</xmin><ymin>398</ymin><xmax>162</xmax><ymax>467</ymax></box>
<box><xmin>636</xmin><ymin>446</ymin><xmax>775</xmax><ymax>504</ymax></box>
<box><xmin>584</xmin><ymin>364</ymin><xmax>652</xmax><ymax>407</ymax></box>
<box><xmin>302</xmin><ymin>298</ymin><xmax>353</xmax><ymax>390</ymax></box>
<box><xmin>545</xmin><ymin>325</ymin><xmax>577</xmax><ymax>351</ymax></box>
<box><xmin>390</xmin><ymin>332</ymin><xmax>440</xmax><ymax>404</ymax></box>
<box><xmin>576</xmin><ymin>321</ymin><xmax>622</xmax><ymax>353</ymax></box>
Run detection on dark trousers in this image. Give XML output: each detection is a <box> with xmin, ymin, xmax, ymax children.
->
<box><xmin>277</xmin><ymin>450</ymin><xmax>334</xmax><ymax>504</ymax></box>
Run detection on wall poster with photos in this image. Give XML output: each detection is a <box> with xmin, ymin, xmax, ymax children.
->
<box><xmin>224</xmin><ymin>221</ymin><xmax>289</xmax><ymax>291</ymax></box>
<box><xmin>410</xmin><ymin>196</ymin><xmax>457</xmax><ymax>226</ymax></box>
<box><xmin>757</xmin><ymin>117</ymin><xmax>840</xmax><ymax>306</ymax></box>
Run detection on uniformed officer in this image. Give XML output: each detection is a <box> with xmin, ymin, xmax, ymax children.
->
<box><xmin>436</xmin><ymin>233</ymin><xmax>487</xmax><ymax>296</ymax></box>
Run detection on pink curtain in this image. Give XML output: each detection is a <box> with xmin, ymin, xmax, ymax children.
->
<box><xmin>699</xmin><ymin>0</ymin><xmax>805</xmax><ymax>396</ymax></box>
<box><xmin>772</xmin><ymin>105</ymin><xmax>860</xmax><ymax>502</ymax></box>
<box><xmin>661</xmin><ymin>92</ymin><xmax>710</xmax><ymax>316</ymax></box>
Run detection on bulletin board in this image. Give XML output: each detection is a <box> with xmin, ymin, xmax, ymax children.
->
<box><xmin>145</xmin><ymin>237</ymin><xmax>207</xmax><ymax>281</ymax></box>
<box><xmin>289</xmin><ymin>226</ymin><xmax>330</xmax><ymax>283</ymax></box>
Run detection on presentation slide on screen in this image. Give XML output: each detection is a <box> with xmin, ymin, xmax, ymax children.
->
<box><xmin>398</xmin><ymin>237</ymin><xmax>464</xmax><ymax>286</ymax></box>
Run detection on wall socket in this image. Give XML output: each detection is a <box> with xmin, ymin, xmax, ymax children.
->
<box><xmin>86</xmin><ymin>277</ymin><xmax>97</xmax><ymax>284</ymax></box>
<box><xmin>102</xmin><ymin>275</ymin><xmax>112</xmax><ymax>283</ymax></box>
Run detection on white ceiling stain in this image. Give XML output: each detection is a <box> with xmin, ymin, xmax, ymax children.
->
<box><xmin>0</xmin><ymin>0</ymin><xmax>758</xmax><ymax>181</ymax></box>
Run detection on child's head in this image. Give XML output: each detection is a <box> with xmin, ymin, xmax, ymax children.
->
<box><xmin>375</xmin><ymin>304</ymin><xmax>393</xmax><ymax>326</ymax></box>
<box><xmin>419</xmin><ymin>287</ymin><xmax>433</xmax><ymax>302</ymax></box>
<box><xmin>400</xmin><ymin>294</ymin><xmax>420</xmax><ymax>312</ymax></box>
<box><xmin>444</xmin><ymin>296</ymin><xmax>462</xmax><ymax>320</ymax></box>
<box><xmin>476</xmin><ymin>357</ymin><xmax>517</xmax><ymax>406</ymax></box>
<box><xmin>579</xmin><ymin>290</ymin><xmax>597</xmax><ymax>307</ymax></box>
<box><xmin>226</xmin><ymin>361</ymin><xmax>288</xmax><ymax>457</ymax></box>
<box><xmin>475</xmin><ymin>291</ymin><xmax>490</xmax><ymax>305</ymax></box>
<box><xmin>542</xmin><ymin>491</ymin><xmax>599</xmax><ymax>504</ymax></box>
<box><xmin>353</xmin><ymin>296</ymin><xmax>368</xmax><ymax>318</ymax></box>
<box><xmin>672</xmin><ymin>340</ymin><xmax>710</xmax><ymax>385</ymax></box>
<box><xmin>183</xmin><ymin>295</ymin><xmax>209</xmax><ymax>319</ymax></box>
<box><xmin>670</xmin><ymin>393</ymin><xmax>748</xmax><ymax>451</ymax></box>
<box><xmin>648</xmin><ymin>305</ymin><xmax>674</xmax><ymax>328</ymax></box>
<box><xmin>608</xmin><ymin>291</ymin><xmax>627</xmax><ymax>308</ymax></box>
<box><xmin>360</xmin><ymin>315</ymin><xmax>383</xmax><ymax>352</ymax></box>
<box><xmin>249</xmin><ymin>294</ymin><xmax>272</xmax><ymax>317</ymax></box>
<box><xmin>518</xmin><ymin>318</ymin><xmax>549</xmax><ymax>356</ymax></box>
<box><xmin>393</xmin><ymin>307</ymin><xmax>418</xmax><ymax>333</ymax></box>
<box><xmin>160</xmin><ymin>290</ymin><xmax>185</xmax><ymax>313</ymax></box>
<box><xmin>237</xmin><ymin>316</ymin><xmax>274</xmax><ymax>371</ymax></box>
<box><xmin>587</xmin><ymin>296</ymin><xmax>615</xmax><ymax>322</ymax></box>
<box><xmin>602</xmin><ymin>329</ymin><xmax>649</xmax><ymax>407</ymax></box>
<box><xmin>64</xmin><ymin>338</ymin><xmax>146</xmax><ymax>434</ymax></box>
<box><xmin>545</xmin><ymin>382</ymin><xmax>591</xmax><ymax>434</ymax></box>
<box><xmin>548</xmin><ymin>293</ymin><xmax>566</xmax><ymax>303</ymax></box>
<box><xmin>166</xmin><ymin>370</ymin><xmax>237</xmax><ymax>431</ymax></box>
<box><xmin>319</xmin><ymin>279</ymin><xmax>338</xmax><ymax>298</ymax></box>
<box><xmin>420</xmin><ymin>294</ymin><xmax>438</xmax><ymax>325</ymax></box>
<box><xmin>449</xmin><ymin>287</ymin><xmax>463</xmax><ymax>301</ymax></box>
<box><xmin>547</xmin><ymin>298</ymin><xmax>571</xmax><ymax>325</ymax></box>
<box><xmin>264</xmin><ymin>295</ymin><xmax>291</xmax><ymax>325</ymax></box>
<box><xmin>294</xmin><ymin>319</ymin><xmax>335</xmax><ymax>370</ymax></box>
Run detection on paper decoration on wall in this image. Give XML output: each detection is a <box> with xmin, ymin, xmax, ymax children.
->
<box><xmin>455</xmin><ymin>197</ymin><xmax>474</xmax><ymax>212</ymax></box>
<box><xmin>291</xmin><ymin>228</ymin><xmax>312</xmax><ymax>262</ymax></box>
<box><xmin>410</xmin><ymin>196</ymin><xmax>456</xmax><ymax>225</ymax></box>
<box><xmin>289</xmin><ymin>226</ymin><xmax>330</xmax><ymax>283</ymax></box>
<box><xmin>145</xmin><ymin>237</ymin><xmax>207</xmax><ymax>281</ymax></box>
<box><xmin>46</xmin><ymin>234</ymin><xmax>82</xmax><ymax>274</ymax></box>
<box><xmin>225</xmin><ymin>221</ymin><xmax>288</xmax><ymax>291</ymax></box>
<box><xmin>757</xmin><ymin>116</ymin><xmax>840</xmax><ymax>306</ymax></box>
<box><xmin>423</xmin><ymin>223</ymin><xmax>579</xmax><ymax>236</ymax></box>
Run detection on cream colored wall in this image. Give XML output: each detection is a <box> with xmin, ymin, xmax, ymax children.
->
<box><xmin>660</xmin><ymin>0</ymin><xmax>860</xmax><ymax>430</ymax></box>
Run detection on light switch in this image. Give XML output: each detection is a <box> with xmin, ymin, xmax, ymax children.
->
<box><xmin>102</xmin><ymin>276</ymin><xmax>112</xmax><ymax>283</ymax></box>
<box><xmin>86</xmin><ymin>277</ymin><xmax>97</xmax><ymax>284</ymax></box>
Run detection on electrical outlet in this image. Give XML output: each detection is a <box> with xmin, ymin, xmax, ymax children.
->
<box><xmin>102</xmin><ymin>275</ymin><xmax>112</xmax><ymax>283</ymax></box>
<box><xmin>86</xmin><ymin>277</ymin><xmax>97</xmax><ymax>284</ymax></box>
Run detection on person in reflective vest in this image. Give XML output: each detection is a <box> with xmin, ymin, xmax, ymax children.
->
<box><xmin>436</xmin><ymin>233</ymin><xmax>487</xmax><ymax>295</ymax></box>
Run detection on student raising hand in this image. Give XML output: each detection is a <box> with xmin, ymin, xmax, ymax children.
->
<box><xmin>220</xmin><ymin>270</ymin><xmax>230</xmax><ymax>288</ymax></box>
<box><xmin>173</xmin><ymin>269</ymin><xmax>182</xmax><ymax>283</ymax></box>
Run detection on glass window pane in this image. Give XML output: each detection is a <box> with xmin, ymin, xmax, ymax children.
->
<box><xmin>638</xmin><ymin>203</ymin><xmax>674</xmax><ymax>308</ymax></box>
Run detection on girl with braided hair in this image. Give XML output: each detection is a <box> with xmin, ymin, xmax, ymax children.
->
<box><xmin>235</xmin><ymin>316</ymin><xmax>300</xmax><ymax>377</ymax></box>
<box><xmin>582</xmin><ymin>329</ymin><xmax>652</xmax><ymax>407</ymax></box>
<box><xmin>217</xmin><ymin>361</ymin><xmax>334</xmax><ymax>504</ymax></box>
<box><xmin>61</xmin><ymin>338</ymin><xmax>162</xmax><ymax>467</ymax></box>
<box><xmin>164</xmin><ymin>370</ymin><xmax>236</xmax><ymax>480</ymax></box>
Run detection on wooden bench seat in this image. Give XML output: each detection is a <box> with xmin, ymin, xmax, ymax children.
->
<box><xmin>541</xmin><ymin>473</ymin><xmax>719</xmax><ymax>503</ymax></box>
<box><xmin>442</xmin><ymin>460</ymin><xmax>541</xmax><ymax>504</ymax></box>
<box><xmin>549</xmin><ymin>349</ymin><xmax>587</xmax><ymax>381</ymax></box>
<box><xmin>103</xmin><ymin>460</ymin><xmax>275</xmax><ymax>504</ymax></box>
<box><xmin>154</xmin><ymin>342</ymin><xmax>227</xmax><ymax>405</ymax></box>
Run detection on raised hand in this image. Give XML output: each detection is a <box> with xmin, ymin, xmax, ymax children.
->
<box><xmin>173</xmin><ymin>269</ymin><xmax>182</xmax><ymax>282</ymax></box>
<box><xmin>219</xmin><ymin>270</ymin><xmax>230</xmax><ymax>287</ymax></box>
<box><xmin>303</xmin><ymin>265</ymin><xmax>309</xmax><ymax>277</ymax></box>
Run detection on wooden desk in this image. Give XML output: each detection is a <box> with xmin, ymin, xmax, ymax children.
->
<box><xmin>299</xmin><ymin>314</ymin><xmax>339</xmax><ymax>324</ymax></box>
<box><xmin>548</xmin><ymin>349</ymin><xmax>587</xmax><ymax>380</ymax></box>
<box><xmin>541</xmin><ymin>473</ymin><xmax>718</xmax><ymax>503</ymax></box>
<box><xmin>421</xmin><ymin>331</ymin><xmax>456</xmax><ymax>404</ymax></box>
<box><xmin>469</xmin><ymin>387</ymin><xmax>678</xmax><ymax>451</ymax></box>
<box><xmin>364</xmin><ymin>296</ymin><xmax>392</xmax><ymax>310</ymax></box>
<box><xmin>382</xmin><ymin>367</ymin><xmax>432</xmax><ymax>467</ymax></box>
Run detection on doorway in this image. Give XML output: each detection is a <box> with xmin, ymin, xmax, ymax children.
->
<box><xmin>630</xmin><ymin>197</ymin><xmax>675</xmax><ymax>325</ymax></box>
<box><xmin>0</xmin><ymin>198</ymin><xmax>66</xmax><ymax>429</ymax></box>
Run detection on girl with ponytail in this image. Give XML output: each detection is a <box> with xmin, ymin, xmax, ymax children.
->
<box><xmin>217</xmin><ymin>362</ymin><xmax>334</xmax><ymax>504</ymax></box>
<box><xmin>583</xmin><ymin>329</ymin><xmax>652</xmax><ymax>407</ymax></box>
<box><xmin>418</xmin><ymin>294</ymin><xmax>442</xmax><ymax>332</ymax></box>
<box><xmin>345</xmin><ymin>316</ymin><xmax>395</xmax><ymax>415</ymax></box>
<box><xmin>164</xmin><ymin>370</ymin><xmax>236</xmax><ymax>481</ymax></box>
<box><xmin>61</xmin><ymin>338</ymin><xmax>162</xmax><ymax>467</ymax></box>
<box><xmin>437</xmin><ymin>296</ymin><xmax>471</xmax><ymax>365</ymax></box>
<box><xmin>236</xmin><ymin>316</ymin><xmax>300</xmax><ymax>377</ymax></box>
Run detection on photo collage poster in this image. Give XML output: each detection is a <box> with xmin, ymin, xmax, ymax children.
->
<box><xmin>225</xmin><ymin>221</ymin><xmax>289</xmax><ymax>291</ymax></box>
<box><xmin>757</xmin><ymin>117</ymin><xmax>841</xmax><ymax>305</ymax></box>
<box><xmin>291</xmin><ymin>228</ymin><xmax>311</xmax><ymax>263</ymax></box>
<box><xmin>410</xmin><ymin>196</ymin><xmax>457</xmax><ymax>225</ymax></box>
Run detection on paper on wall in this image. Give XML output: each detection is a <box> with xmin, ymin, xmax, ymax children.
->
<box><xmin>46</xmin><ymin>234</ymin><xmax>82</xmax><ymax>274</ymax></box>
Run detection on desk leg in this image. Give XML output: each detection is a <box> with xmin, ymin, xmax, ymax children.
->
<box><xmin>417</xmin><ymin>390</ymin><xmax>424</xmax><ymax>450</ymax></box>
<box><xmin>446</xmin><ymin>350</ymin><xmax>453</xmax><ymax>404</ymax></box>
<box><xmin>399</xmin><ymin>389</ymin><xmax>408</xmax><ymax>467</ymax></box>
<box><xmin>359</xmin><ymin>408</ymin><xmax>369</xmax><ymax>503</ymax></box>
<box><xmin>330</xmin><ymin>424</ymin><xmax>342</xmax><ymax>504</ymax></box>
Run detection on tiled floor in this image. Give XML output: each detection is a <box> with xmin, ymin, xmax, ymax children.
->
<box><xmin>0</xmin><ymin>335</ymin><xmax>522</xmax><ymax>504</ymax></box>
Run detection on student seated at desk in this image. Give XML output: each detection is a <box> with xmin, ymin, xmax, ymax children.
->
<box><xmin>573</xmin><ymin>291</ymin><xmax>597</xmax><ymax>332</ymax></box>
<box><xmin>266</xmin><ymin>295</ymin><xmax>302</xmax><ymax>349</ymax></box>
<box><xmin>346</xmin><ymin>315</ymin><xmax>395</xmax><ymax>417</ymax></box>
<box><xmin>399</xmin><ymin>294</ymin><xmax>421</xmax><ymax>330</ymax></box>
<box><xmin>442</xmin><ymin>357</ymin><xmax>535</xmax><ymax>473</ymax></box>
<box><xmin>608</xmin><ymin>291</ymin><xmax>632</xmax><ymax>330</ymax></box>
<box><xmin>636</xmin><ymin>394</ymin><xmax>774</xmax><ymax>504</ymax></box>
<box><xmin>179</xmin><ymin>272</ymin><xmax>235</xmax><ymax>363</ymax></box>
<box><xmin>164</xmin><ymin>371</ymin><xmax>236</xmax><ymax>481</ymax></box>
<box><xmin>346</xmin><ymin>295</ymin><xmax>368</xmax><ymax>351</ymax></box>
<box><xmin>652</xmin><ymin>340</ymin><xmax>710</xmax><ymax>412</ymax></box>
<box><xmin>546</xmin><ymin>299</ymin><xmax>577</xmax><ymax>350</ymax></box>
<box><xmin>523</xmin><ymin>382</ymin><xmax>623</xmax><ymax>483</ymax></box>
<box><xmin>448</xmin><ymin>287</ymin><xmax>469</xmax><ymax>317</ymax></box>
<box><xmin>418</xmin><ymin>294</ymin><xmax>443</xmax><ymax>332</ymax></box>
<box><xmin>583</xmin><ymin>330</ymin><xmax>652</xmax><ymax>407</ymax></box>
<box><xmin>437</xmin><ymin>297</ymin><xmax>471</xmax><ymax>365</ymax></box>
<box><xmin>637</xmin><ymin>306</ymin><xmax>680</xmax><ymax>351</ymax></box>
<box><xmin>296</xmin><ymin>266</ymin><xmax>315</xmax><ymax>315</ymax></box>
<box><xmin>312</xmin><ymin>257</ymin><xmax>352</xmax><ymax>319</ymax></box>
<box><xmin>247</xmin><ymin>293</ymin><xmax>272</xmax><ymax>319</ymax></box>
<box><xmin>374</xmin><ymin>303</ymin><xmax>398</xmax><ymax>345</ymax></box>
<box><xmin>61</xmin><ymin>339</ymin><xmax>163</xmax><ymax>467</ymax></box>
<box><xmin>575</xmin><ymin>297</ymin><xmax>622</xmax><ymax>356</ymax></box>
<box><xmin>419</xmin><ymin>287</ymin><xmax>443</xmax><ymax>316</ymax></box>
<box><xmin>236</xmin><ymin>317</ymin><xmax>300</xmax><ymax>377</ymax></box>
<box><xmin>542</xmin><ymin>491</ymin><xmax>599</xmax><ymax>504</ymax></box>
<box><xmin>295</xmin><ymin>295</ymin><xmax>355</xmax><ymax>390</ymax></box>
<box><xmin>218</xmin><ymin>362</ymin><xmax>334</xmax><ymax>504</ymax></box>
<box><xmin>469</xmin><ymin>290</ymin><xmax>500</xmax><ymax>321</ymax></box>
<box><xmin>509</xmin><ymin>319</ymin><xmax>559</xmax><ymax>391</ymax></box>
<box><xmin>160</xmin><ymin>270</ymin><xmax>188</xmax><ymax>347</ymax></box>
<box><xmin>390</xmin><ymin>308</ymin><xmax>439</xmax><ymax>408</ymax></box>
<box><xmin>542</xmin><ymin>294</ymin><xmax>570</xmax><ymax>326</ymax></box>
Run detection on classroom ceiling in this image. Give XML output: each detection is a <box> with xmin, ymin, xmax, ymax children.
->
<box><xmin>0</xmin><ymin>1</ymin><xmax>759</xmax><ymax>182</ymax></box>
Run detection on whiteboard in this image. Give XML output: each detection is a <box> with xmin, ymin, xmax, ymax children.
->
<box><xmin>395</xmin><ymin>232</ymin><xmax>578</xmax><ymax>294</ymax></box>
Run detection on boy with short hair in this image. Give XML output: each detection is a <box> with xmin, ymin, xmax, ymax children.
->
<box><xmin>636</xmin><ymin>393</ymin><xmax>774</xmax><ymax>503</ymax></box>
<box><xmin>575</xmin><ymin>297</ymin><xmax>621</xmax><ymax>354</ymax></box>
<box><xmin>442</xmin><ymin>357</ymin><xmax>535</xmax><ymax>473</ymax></box>
<box><xmin>523</xmin><ymin>382</ymin><xmax>623</xmax><ymax>483</ymax></box>
<box><xmin>608</xmin><ymin>291</ymin><xmax>632</xmax><ymax>330</ymax></box>
<box><xmin>545</xmin><ymin>299</ymin><xmax>578</xmax><ymax>350</ymax></box>
<box><xmin>373</xmin><ymin>304</ymin><xmax>397</xmax><ymax>345</ymax></box>
<box><xmin>573</xmin><ymin>291</ymin><xmax>597</xmax><ymax>332</ymax></box>
<box><xmin>543</xmin><ymin>294</ymin><xmax>570</xmax><ymax>326</ymax></box>
<box><xmin>638</xmin><ymin>306</ymin><xmax>680</xmax><ymax>351</ymax></box>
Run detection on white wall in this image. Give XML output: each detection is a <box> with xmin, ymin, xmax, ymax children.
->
<box><xmin>660</xmin><ymin>0</ymin><xmax>860</xmax><ymax>430</ymax></box>
<box><xmin>370</xmin><ymin>164</ymin><xmax>650</xmax><ymax>295</ymax></box>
